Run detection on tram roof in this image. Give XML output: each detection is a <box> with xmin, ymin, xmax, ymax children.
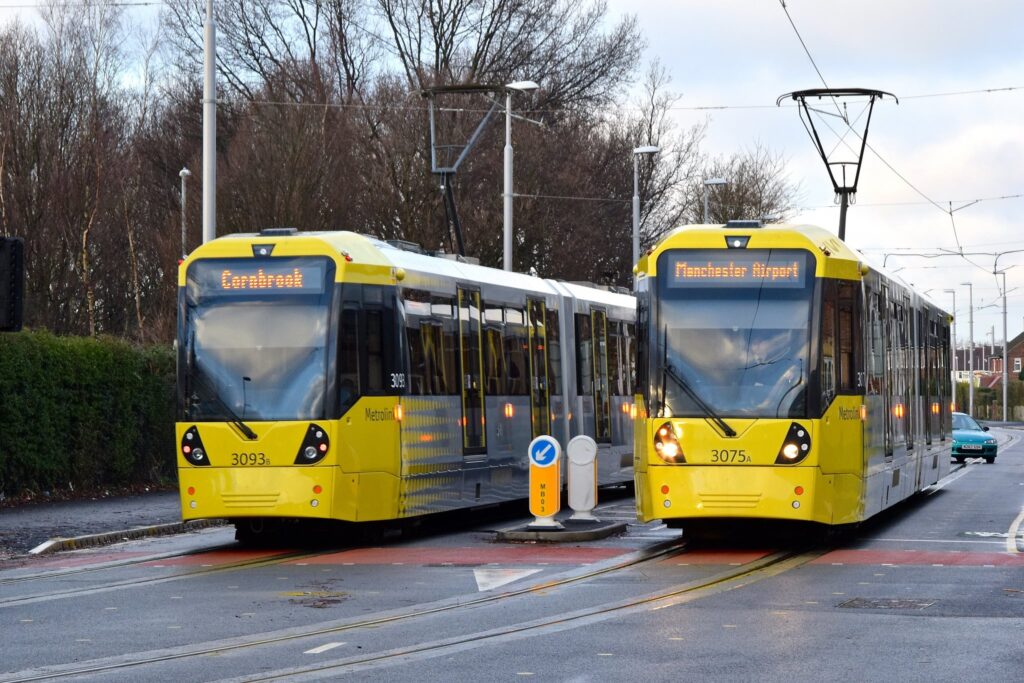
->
<box><xmin>189</xmin><ymin>230</ymin><xmax>635</xmax><ymax>308</ymax></box>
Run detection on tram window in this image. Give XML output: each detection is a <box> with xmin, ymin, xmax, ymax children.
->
<box><xmin>339</xmin><ymin>308</ymin><xmax>360</xmax><ymax>409</ymax></box>
<box><xmin>421</xmin><ymin>324</ymin><xmax>442</xmax><ymax>394</ymax></box>
<box><xmin>546</xmin><ymin>309</ymin><xmax>563</xmax><ymax>395</ymax></box>
<box><xmin>837</xmin><ymin>282</ymin><xmax>860</xmax><ymax>393</ymax></box>
<box><xmin>867</xmin><ymin>289</ymin><xmax>884</xmax><ymax>396</ymax></box>
<box><xmin>485</xmin><ymin>304</ymin><xmax>504</xmax><ymax>324</ymax></box>
<box><xmin>407</xmin><ymin>321</ymin><xmax>426</xmax><ymax>395</ymax></box>
<box><xmin>610</xmin><ymin>321</ymin><xmax>626</xmax><ymax>396</ymax></box>
<box><xmin>366</xmin><ymin>309</ymin><xmax>384</xmax><ymax>392</ymax></box>
<box><xmin>439</xmin><ymin>322</ymin><xmax>458</xmax><ymax>395</ymax></box>
<box><xmin>821</xmin><ymin>283</ymin><xmax>837</xmax><ymax>406</ymax></box>
<box><xmin>505</xmin><ymin>310</ymin><xmax>528</xmax><ymax>396</ymax></box>
<box><xmin>431</xmin><ymin>296</ymin><xmax>454</xmax><ymax>320</ymax></box>
<box><xmin>484</xmin><ymin>326</ymin><xmax>507</xmax><ymax>394</ymax></box>
<box><xmin>576</xmin><ymin>313</ymin><xmax>593</xmax><ymax>394</ymax></box>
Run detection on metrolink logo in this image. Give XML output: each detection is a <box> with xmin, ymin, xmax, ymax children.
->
<box><xmin>365</xmin><ymin>407</ymin><xmax>394</xmax><ymax>422</ymax></box>
<box><xmin>838</xmin><ymin>407</ymin><xmax>860</xmax><ymax>420</ymax></box>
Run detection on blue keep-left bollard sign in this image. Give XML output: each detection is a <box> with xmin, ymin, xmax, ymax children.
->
<box><xmin>529</xmin><ymin>435</ymin><xmax>559</xmax><ymax>468</ymax></box>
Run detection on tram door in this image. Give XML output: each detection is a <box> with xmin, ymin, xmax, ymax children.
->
<box><xmin>527</xmin><ymin>299</ymin><xmax>550</xmax><ymax>438</ymax></box>
<box><xmin>457</xmin><ymin>288</ymin><xmax>486</xmax><ymax>455</ymax></box>
<box><xmin>592</xmin><ymin>309</ymin><xmax>611</xmax><ymax>442</ymax></box>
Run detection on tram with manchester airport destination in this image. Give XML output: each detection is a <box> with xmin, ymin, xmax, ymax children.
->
<box><xmin>633</xmin><ymin>221</ymin><xmax>953</xmax><ymax>532</ymax></box>
<box><xmin>176</xmin><ymin>228</ymin><xmax>635</xmax><ymax>540</ymax></box>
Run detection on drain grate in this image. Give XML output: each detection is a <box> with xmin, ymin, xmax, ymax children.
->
<box><xmin>839</xmin><ymin>598</ymin><xmax>935</xmax><ymax>610</ymax></box>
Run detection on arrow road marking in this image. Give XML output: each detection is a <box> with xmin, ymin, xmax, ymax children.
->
<box><xmin>473</xmin><ymin>568</ymin><xmax>542</xmax><ymax>592</ymax></box>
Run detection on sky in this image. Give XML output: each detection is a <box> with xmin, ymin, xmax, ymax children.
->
<box><xmin>1</xmin><ymin>0</ymin><xmax>1022</xmax><ymax>351</ymax></box>
<box><xmin>606</xmin><ymin>0</ymin><xmax>1024</xmax><ymax>352</ymax></box>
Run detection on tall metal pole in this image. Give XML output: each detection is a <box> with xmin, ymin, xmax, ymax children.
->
<box><xmin>1000</xmin><ymin>271</ymin><xmax>1008</xmax><ymax>421</ymax></box>
<box><xmin>503</xmin><ymin>90</ymin><xmax>513</xmax><ymax>272</ymax></box>
<box><xmin>632</xmin><ymin>154</ymin><xmax>640</xmax><ymax>269</ymax></box>
<box><xmin>703</xmin><ymin>184</ymin><xmax>710</xmax><ymax>224</ymax></box>
<box><xmin>179</xmin><ymin>167</ymin><xmax>191</xmax><ymax>259</ymax></box>
<box><xmin>838</xmin><ymin>191</ymin><xmax>849</xmax><ymax>241</ymax></box>
<box><xmin>202</xmin><ymin>0</ymin><xmax>216</xmax><ymax>244</ymax></box>
<box><xmin>944</xmin><ymin>288</ymin><xmax>957</xmax><ymax>391</ymax></box>
<box><xmin>964</xmin><ymin>282</ymin><xmax>974</xmax><ymax>416</ymax></box>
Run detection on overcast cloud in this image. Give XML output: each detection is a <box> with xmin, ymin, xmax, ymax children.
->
<box><xmin>608</xmin><ymin>0</ymin><xmax>1024</xmax><ymax>349</ymax></box>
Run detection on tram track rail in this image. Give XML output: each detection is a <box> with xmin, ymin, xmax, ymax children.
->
<box><xmin>0</xmin><ymin>547</ymin><xmax>328</xmax><ymax>609</ymax></box>
<box><xmin>237</xmin><ymin>547</ymin><xmax>826</xmax><ymax>682</ymax></box>
<box><xmin>1</xmin><ymin>536</ymin><xmax>691</xmax><ymax>682</ymax></box>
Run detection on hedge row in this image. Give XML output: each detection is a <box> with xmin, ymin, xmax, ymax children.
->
<box><xmin>0</xmin><ymin>330</ymin><xmax>176</xmax><ymax>496</ymax></box>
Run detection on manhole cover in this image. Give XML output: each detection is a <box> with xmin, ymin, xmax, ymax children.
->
<box><xmin>838</xmin><ymin>598</ymin><xmax>935</xmax><ymax>610</ymax></box>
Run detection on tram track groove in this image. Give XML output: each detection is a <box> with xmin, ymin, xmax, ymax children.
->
<box><xmin>0</xmin><ymin>548</ymin><xmax>329</xmax><ymax>608</ymax></box>
<box><xmin>227</xmin><ymin>547</ymin><xmax>827</xmax><ymax>682</ymax></box>
<box><xmin>0</xmin><ymin>537</ymin><xmax>688</xmax><ymax>682</ymax></box>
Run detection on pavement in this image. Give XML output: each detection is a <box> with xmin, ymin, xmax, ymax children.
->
<box><xmin>0</xmin><ymin>490</ymin><xmax>186</xmax><ymax>559</ymax></box>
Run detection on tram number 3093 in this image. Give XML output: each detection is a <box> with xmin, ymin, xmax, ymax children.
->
<box><xmin>232</xmin><ymin>453</ymin><xmax>270</xmax><ymax>466</ymax></box>
<box><xmin>709</xmin><ymin>449</ymin><xmax>749</xmax><ymax>463</ymax></box>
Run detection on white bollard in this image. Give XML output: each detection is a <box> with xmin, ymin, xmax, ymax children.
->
<box><xmin>566</xmin><ymin>435</ymin><xmax>599</xmax><ymax>522</ymax></box>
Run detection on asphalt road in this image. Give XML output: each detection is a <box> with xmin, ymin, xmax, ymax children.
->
<box><xmin>1</xmin><ymin>429</ymin><xmax>1021</xmax><ymax>682</ymax></box>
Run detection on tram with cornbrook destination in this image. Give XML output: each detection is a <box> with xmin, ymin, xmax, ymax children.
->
<box><xmin>176</xmin><ymin>229</ymin><xmax>635</xmax><ymax>541</ymax></box>
<box><xmin>633</xmin><ymin>222</ymin><xmax>952</xmax><ymax>531</ymax></box>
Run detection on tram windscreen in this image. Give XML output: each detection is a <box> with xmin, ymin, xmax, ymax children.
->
<box><xmin>656</xmin><ymin>249</ymin><xmax>816</xmax><ymax>419</ymax></box>
<box><xmin>181</xmin><ymin>257</ymin><xmax>335</xmax><ymax>422</ymax></box>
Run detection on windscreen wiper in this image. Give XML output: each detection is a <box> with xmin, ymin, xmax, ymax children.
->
<box><xmin>186</xmin><ymin>342</ymin><xmax>258</xmax><ymax>440</ymax></box>
<box><xmin>660</xmin><ymin>332</ymin><xmax>737</xmax><ymax>437</ymax></box>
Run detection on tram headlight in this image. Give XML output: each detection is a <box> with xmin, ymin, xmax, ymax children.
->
<box><xmin>776</xmin><ymin>422</ymin><xmax>811</xmax><ymax>465</ymax></box>
<box><xmin>294</xmin><ymin>423</ymin><xmax>330</xmax><ymax>465</ymax></box>
<box><xmin>653</xmin><ymin>422</ymin><xmax>685</xmax><ymax>463</ymax></box>
<box><xmin>180</xmin><ymin>427</ymin><xmax>210</xmax><ymax>467</ymax></box>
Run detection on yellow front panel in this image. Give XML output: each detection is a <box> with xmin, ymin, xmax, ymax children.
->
<box><xmin>180</xmin><ymin>466</ymin><xmax>335</xmax><ymax>520</ymax></box>
<box><xmin>636</xmin><ymin>414</ymin><xmax>867</xmax><ymax>526</ymax></box>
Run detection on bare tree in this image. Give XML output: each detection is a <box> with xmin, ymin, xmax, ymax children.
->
<box><xmin>684</xmin><ymin>143</ymin><xmax>801</xmax><ymax>225</ymax></box>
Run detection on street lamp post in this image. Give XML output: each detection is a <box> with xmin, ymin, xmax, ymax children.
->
<box><xmin>943</xmin><ymin>288</ymin><xmax>957</xmax><ymax>388</ymax></box>
<box><xmin>179</xmin><ymin>167</ymin><xmax>191</xmax><ymax>259</ymax></box>
<box><xmin>503</xmin><ymin>80</ymin><xmax>539</xmax><ymax>272</ymax></box>
<box><xmin>632</xmin><ymin>145</ymin><xmax>659</xmax><ymax>271</ymax></box>
<box><xmin>962</xmin><ymin>282</ymin><xmax>974</xmax><ymax>416</ymax></box>
<box><xmin>202</xmin><ymin>0</ymin><xmax>216</xmax><ymax>244</ymax></box>
<box><xmin>703</xmin><ymin>178</ymin><xmax>728</xmax><ymax>224</ymax></box>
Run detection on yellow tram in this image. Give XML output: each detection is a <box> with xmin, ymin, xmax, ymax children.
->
<box><xmin>633</xmin><ymin>222</ymin><xmax>952</xmax><ymax>529</ymax></box>
<box><xmin>176</xmin><ymin>229</ymin><xmax>635</xmax><ymax>540</ymax></box>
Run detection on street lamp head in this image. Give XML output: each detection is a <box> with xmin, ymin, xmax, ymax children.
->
<box><xmin>704</xmin><ymin>177</ymin><xmax>728</xmax><ymax>187</ymax></box>
<box><xmin>633</xmin><ymin>145</ymin><xmax>660</xmax><ymax>155</ymax></box>
<box><xmin>505</xmin><ymin>80</ymin><xmax>539</xmax><ymax>92</ymax></box>
<box><xmin>179</xmin><ymin>167</ymin><xmax>192</xmax><ymax>179</ymax></box>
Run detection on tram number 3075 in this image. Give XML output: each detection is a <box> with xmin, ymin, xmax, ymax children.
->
<box><xmin>710</xmin><ymin>449</ymin><xmax>750</xmax><ymax>463</ymax></box>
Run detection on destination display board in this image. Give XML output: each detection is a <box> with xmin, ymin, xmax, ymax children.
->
<box><xmin>188</xmin><ymin>258</ymin><xmax>329</xmax><ymax>299</ymax></box>
<box><xmin>663</xmin><ymin>249</ymin><xmax>811</xmax><ymax>289</ymax></box>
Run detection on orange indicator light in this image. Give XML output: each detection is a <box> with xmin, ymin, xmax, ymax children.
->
<box><xmin>394</xmin><ymin>404</ymin><xmax>404</xmax><ymax>421</ymax></box>
<box><xmin>794</xmin><ymin>486</ymin><xmax>804</xmax><ymax>496</ymax></box>
<box><xmin>931</xmin><ymin>402</ymin><xmax>940</xmax><ymax>415</ymax></box>
<box><xmin>313</xmin><ymin>485</ymin><xmax>322</xmax><ymax>494</ymax></box>
<box><xmin>319</xmin><ymin>443</ymin><xmax>328</xmax><ymax>452</ymax></box>
<box><xmin>187</xmin><ymin>486</ymin><xmax>195</xmax><ymax>496</ymax></box>
<box><xmin>860</xmin><ymin>405</ymin><xmax>867</xmax><ymax>421</ymax></box>
<box><xmin>504</xmin><ymin>403</ymin><xmax>515</xmax><ymax>419</ymax></box>
<box><xmin>183</xmin><ymin>445</ymin><xmax>191</xmax><ymax>454</ymax></box>
<box><xmin>660</xmin><ymin>485</ymin><xmax>670</xmax><ymax>495</ymax></box>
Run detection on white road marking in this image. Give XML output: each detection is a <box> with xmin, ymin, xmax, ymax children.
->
<box><xmin>304</xmin><ymin>642</ymin><xmax>345</xmax><ymax>655</ymax></box>
<box><xmin>927</xmin><ymin>465</ymin><xmax>974</xmax><ymax>494</ymax></box>
<box><xmin>867</xmin><ymin>537</ymin><xmax>1006</xmax><ymax>545</ymax></box>
<box><xmin>1006</xmin><ymin>508</ymin><xmax>1024</xmax><ymax>555</ymax></box>
<box><xmin>473</xmin><ymin>567</ymin><xmax>542</xmax><ymax>592</ymax></box>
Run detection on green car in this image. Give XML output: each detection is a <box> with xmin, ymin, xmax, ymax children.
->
<box><xmin>952</xmin><ymin>412</ymin><xmax>997</xmax><ymax>464</ymax></box>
